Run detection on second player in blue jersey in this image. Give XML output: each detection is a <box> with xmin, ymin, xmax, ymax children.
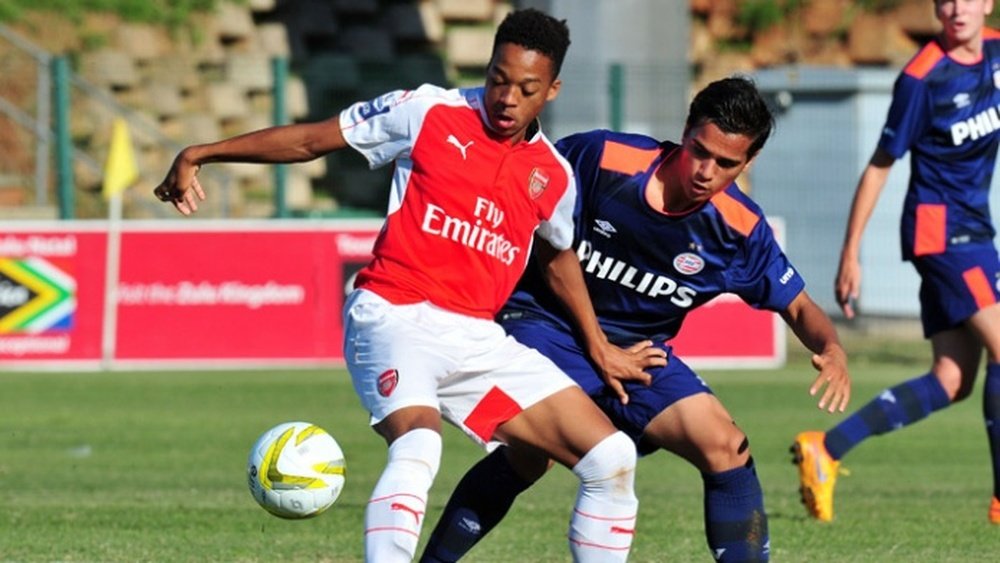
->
<box><xmin>421</xmin><ymin>76</ymin><xmax>851</xmax><ymax>563</ymax></box>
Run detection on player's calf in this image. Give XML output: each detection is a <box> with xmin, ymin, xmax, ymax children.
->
<box><xmin>365</xmin><ymin>429</ymin><xmax>442</xmax><ymax>563</ymax></box>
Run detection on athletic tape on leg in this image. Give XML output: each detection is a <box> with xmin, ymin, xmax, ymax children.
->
<box><xmin>569</xmin><ymin>432</ymin><xmax>638</xmax><ymax>562</ymax></box>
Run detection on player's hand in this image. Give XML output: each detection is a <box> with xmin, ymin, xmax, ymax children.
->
<box><xmin>154</xmin><ymin>150</ymin><xmax>206</xmax><ymax>216</ymax></box>
<box><xmin>590</xmin><ymin>339</ymin><xmax>667</xmax><ymax>405</ymax></box>
<box><xmin>809</xmin><ymin>345</ymin><xmax>850</xmax><ymax>413</ymax></box>
<box><xmin>835</xmin><ymin>254</ymin><xmax>861</xmax><ymax>319</ymax></box>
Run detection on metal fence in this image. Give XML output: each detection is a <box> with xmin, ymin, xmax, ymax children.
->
<box><xmin>0</xmin><ymin>24</ymin><xmax>237</xmax><ymax>220</ymax></box>
<box><xmin>0</xmin><ymin>24</ymin><xmax>52</xmax><ymax>210</ymax></box>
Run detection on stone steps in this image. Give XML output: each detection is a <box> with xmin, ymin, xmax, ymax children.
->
<box><xmin>3</xmin><ymin>1</ymin><xmax>513</xmax><ymax>218</ymax></box>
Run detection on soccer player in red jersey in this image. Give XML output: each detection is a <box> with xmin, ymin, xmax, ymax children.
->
<box><xmin>155</xmin><ymin>9</ymin><xmax>664</xmax><ymax>562</ymax></box>
<box><xmin>793</xmin><ymin>0</ymin><xmax>1000</xmax><ymax>524</ymax></box>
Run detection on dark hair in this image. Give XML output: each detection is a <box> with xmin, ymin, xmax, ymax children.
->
<box><xmin>685</xmin><ymin>76</ymin><xmax>775</xmax><ymax>159</ymax></box>
<box><xmin>492</xmin><ymin>8</ymin><xmax>571</xmax><ymax>77</ymax></box>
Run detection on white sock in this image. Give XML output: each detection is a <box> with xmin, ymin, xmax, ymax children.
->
<box><xmin>568</xmin><ymin>431</ymin><xmax>638</xmax><ymax>562</ymax></box>
<box><xmin>364</xmin><ymin>428</ymin><xmax>442</xmax><ymax>563</ymax></box>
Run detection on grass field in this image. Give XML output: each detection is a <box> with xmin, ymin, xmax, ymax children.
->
<box><xmin>2</xmin><ymin>330</ymin><xmax>998</xmax><ymax>562</ymax></box>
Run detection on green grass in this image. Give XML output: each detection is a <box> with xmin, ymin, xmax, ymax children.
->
<box><xmin>1</xmin><ymin>332</ymin><xmax>997</xmax><ymax>561</ymax></box>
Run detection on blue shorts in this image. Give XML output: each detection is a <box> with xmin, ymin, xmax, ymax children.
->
<box><xmin>912</xmin><ymin>242</ymin><xmax>1000</xmax><ymax>337</ymax></box>
<box><xmin>501</xmin><ymin>315</ymin><xmax>711</xmax><ymax>455</ymax></box>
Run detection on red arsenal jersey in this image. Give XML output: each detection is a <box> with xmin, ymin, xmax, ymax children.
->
<box><xmin>339</xmin><ymin>84</ymin><xmax>576</xmax><ymax>319</ymax></box>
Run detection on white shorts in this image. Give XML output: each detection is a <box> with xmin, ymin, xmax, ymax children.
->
<box><xmin>343</xmin><ymin>289</ymin><xmax>577</xmax><ymax>447</ymax></box>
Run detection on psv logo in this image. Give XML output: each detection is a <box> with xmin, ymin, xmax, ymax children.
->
<box><xmin>377</xmin><ymin>369</ymin><xmax>399</xmax><ymax>397</ymax></box>
<box><xmin>528</xmin><ymin>168</ymin><xmax>550</xmax><ymax>199</ymax></box>
<box><xmin>673</xmin><ymin>252</ymin><xmax>705</xmax><ymax>275</ymax></box>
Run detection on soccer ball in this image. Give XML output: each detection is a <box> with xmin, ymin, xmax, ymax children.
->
<box><xmin>247</xmin><ymin>421</ymin><xmax>346</xmax><ymax>519</ymax></box>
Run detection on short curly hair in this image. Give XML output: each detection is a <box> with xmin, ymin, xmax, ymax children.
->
<box><xmin>492</xmin><ymin>8</ymin><xmax>571</xmax><ymax>77</ymax></box>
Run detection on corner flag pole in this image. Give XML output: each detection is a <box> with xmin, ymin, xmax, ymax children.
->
<box><xmin>101</xmin><ymin>117</ymin><xmax>139</xmax><ymax>369</ymax></box>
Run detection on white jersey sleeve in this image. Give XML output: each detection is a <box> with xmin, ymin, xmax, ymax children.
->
<box><xmin>534</xmin><ymin>143</ymin><xmax>578</xmax><ymax>251</ymax></box>
<box><xmin>339</xmin><ymin>84</ymin><xmax>451</xmax><ymax>169</ymax></box>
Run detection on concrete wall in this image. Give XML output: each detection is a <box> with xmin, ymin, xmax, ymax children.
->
<box><xmin>753</xmin><ymin>66</ymin><xmax>924</xmax><ymax>318</ymax></box>
<box><xmin>521</xmin><ymin>0</ymin><xmax>690</xmax><ymax>140</ymax></box>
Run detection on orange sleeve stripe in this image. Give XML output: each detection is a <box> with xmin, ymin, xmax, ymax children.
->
<box><xmin>599</xmin><ymin>141</ymin><xmax>660</xmax><ymax>175</ymax></box>
<box><xmin>913</xmin><ymin>203</ymin><xmax>947</xmax><ymax>256</ymax></box>
<box><xmin>963</xmin><ymin>267</ymin><xmax>997</xmax><ymax>310</ymax></box>
<box><xmin>984</xmin><ymin>27</ymin><xmax>1000</xmax><ymax>40</ymax></box>
<box><xmin>903</xmin><ymin>42</ymin><xmax>944</xmax><ymax>79</ymax></box>
<box><xmin>711</xmin><ymin>191</ymin><xmax>759</xmax><ymax>237</ymax></box>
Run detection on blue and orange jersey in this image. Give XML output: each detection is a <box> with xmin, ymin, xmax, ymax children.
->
<box><xmin>880</xmin><ymin>29</ymin><xmax>1000</xmax><ymax>259</ymax></box>
<box><xmin>501</xmin><ymin>130</ymin><xmax>805</xmax><ymax>344</ymax></box>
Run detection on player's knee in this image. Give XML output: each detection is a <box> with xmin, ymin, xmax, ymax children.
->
<box><xmin>572</xmin><ymin>431</ymin><xmax>637</xmax><ymax>495</ymax></box>
<box><xmin>702</xmin><ymin>430</ymin><xmax>751</xmax><ymax>472</ymax></box>
<box><xmin>935</xmin><ymin>372</ymin><xmax>968</xmax><ymax>402</ymax></box>
<box><xmin>389</xmin><ymin>427</ymin><xmax>443</xmax><ymax>477</ymax></box>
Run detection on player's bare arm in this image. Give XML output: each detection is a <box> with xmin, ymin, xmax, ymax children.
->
<box><xmin>533</xmin><ymin>238</ymin><xmax>665</xmax><ymax>404</ymax></box>
<box><xmin>154</xmin><ymin>117</ymin><xmax>347</xmax><ymax>216</ymax></box>
<box><xmin>781</xmin><ymin>290</ymin><xmax>851</xmax><ymax>413</ymax></box>
<box><xmin>836</xmin><ymin>148</ymin><xmax>895</xmax><ymax>318</ymax></box>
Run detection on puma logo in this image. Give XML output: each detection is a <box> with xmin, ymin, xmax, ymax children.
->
<box><xmin>390</xmin><ymin>502</ymin><xmax>424</xmax><ymax>524</ymax></box>
<box><xmin>447</xmin><ymin>134</ymin><xmax>473</xmax><ymax>159</ymax></box>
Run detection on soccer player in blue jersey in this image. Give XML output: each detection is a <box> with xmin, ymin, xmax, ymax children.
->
<box><xmin>419</xmin><ymin>76</ymin><xmax>851</xmax><ymax>562</ymax></box>
<box><xmin>792</xmin><ymin>0</ymin><xmax>1000</xmax><ymax>525</ymax></box>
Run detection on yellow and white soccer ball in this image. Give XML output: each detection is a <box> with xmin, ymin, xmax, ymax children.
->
<box><xmin>247</xmin><ymin>421</ymin><xmax>346</xmax><ymax>519</ymax></box>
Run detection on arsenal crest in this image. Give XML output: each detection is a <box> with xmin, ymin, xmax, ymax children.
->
<box><xmin>377</xmin><ymin>368</ymin><xmax>399</xmax><ymax>397</ymax></box>
<box><xmin>528</xmin><ymin>167</ymin><xmax>550</xmax><ymax>199</ymax></box>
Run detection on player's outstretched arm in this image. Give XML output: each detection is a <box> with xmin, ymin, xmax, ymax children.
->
<box><xmin>836</xmin><ymin>148</ymin><xmax>895</xmax><ymax>318</ymax></box>
<box><xmin>780</xmin><ymin>290</ymin><xmax>851</xmax><ymax>413</ymax></box>
<box><xmin>534</xmin><ymin>239</ymin><xmax>666</xmax><ymax>404</ymax></box>
<box><xmin>154</xmin><ymin>117</ymin><xmax>347</xmax><ymax>215</ymax></box>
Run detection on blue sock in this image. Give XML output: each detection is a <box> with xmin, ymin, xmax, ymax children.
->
<box><xmin>824</xmin><ymin>372</ymin><xmax>950</xmax><ymax>460</ymax></box>
<box><xmin>702</xmin><ymin>458</ymin><xmax>769</xmax><ymax>562</ymax></box>
<box><xmin>984</xmin><ymin>363</ymin><xmax>1000</xmax><ymax>499</ymax></box>
<box><xmin>420</xmin><ymin>447</ymin><xmax>532</xmax><ymax>562</ymax></box>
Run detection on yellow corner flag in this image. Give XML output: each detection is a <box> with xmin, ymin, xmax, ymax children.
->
<box><xmin>102</xmin><ymin>117</ymin><xmax>139</xmax><ymax>199</ymax></box>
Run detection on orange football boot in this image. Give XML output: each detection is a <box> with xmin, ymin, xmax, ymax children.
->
<box><xmin>791</xmin><ymin>431</ymin><xmax>840</xmax><ymax>522</ymax></box>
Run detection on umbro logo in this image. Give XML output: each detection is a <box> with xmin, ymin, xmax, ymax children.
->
<box><xmin>459</xmin><ymin>516</ymin><xmax>482</xmax><ymax>534</ymax></box>
<box><xmin>593</xmin><ymin>219</ymin><xmax>617</xmax><ymax>238</ymax></box>
<box><xmin>447</xmin><ymin>134</ymin><xmax>473</xmax><ymax>159</ymax></box>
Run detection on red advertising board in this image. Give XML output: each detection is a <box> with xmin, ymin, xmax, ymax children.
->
<box><xmin>670</xmin><ymin>218</ymin><xmax>787</xmax><ymax>368</ymax></box>
<box><xmin>669</xmin><ymin>293</ymin><xmax>785</xmax><ymax>368</ymax></box>
<box><xmin>0</xmin><ymin>228</ymin><xmax>106</xmax><ymax>362</ymax></box>
<box><xmin>0</xmin><ymin>221</ymin><xmax>380</xmax><ymax>368</ymax></box>
<box><xmin>1</xmin><ymin>219</ymin><xmax>784</xmax><ymax>369</ymax></box>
